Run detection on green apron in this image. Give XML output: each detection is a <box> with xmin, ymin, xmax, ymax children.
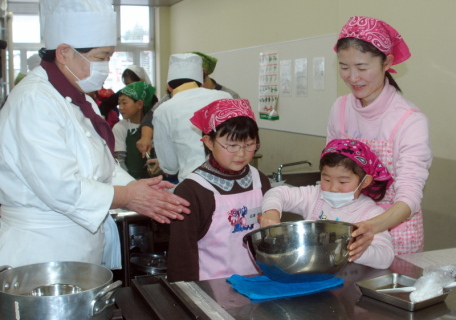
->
<box><xmin>125</xmin><ymin>128</ymin><xmax>148</xmax><ymax>179</ymax></box>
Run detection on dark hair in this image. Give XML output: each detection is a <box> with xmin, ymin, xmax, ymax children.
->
<box><xmin>168</xmin><ymin>78</ymin><xmax>202</xmax><ymax>89</ymax></box>
<box><xmin>319</xmin><ymin>152</ymin><xmax>388</xmax><ymax>201</ymax></box>
<box><xmin>204</xmin><ymin>116</ymin><xmax>260</xmax><ymax>156</ymax></box>
<box><xmin>122</xmin><ymin>68</ymin><xmax>141</xmax><ymax>84</ymax></box>
<box><xmin>118</xmin><ymin>92</ymin><xmax>159</xmax><ymax>115</ymax></box>
<box><xmin>336</xmin><ymin>37</ymin><xmax>402</xmax><ymax>93</ymax></box>
<box><xmin>39</xmin><ymin>47</ymin><xmax>94</xmax><ymax>62</ymax></box>
<box><xmin>118</xmin><ymin>92</ymin><xmax>138</xmax><ymax>103</ymax></box>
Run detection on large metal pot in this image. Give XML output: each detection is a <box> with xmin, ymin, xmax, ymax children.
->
<box><xmin>0</xmin><ymin>261</ymin><xmax>122</xmax><ymax>320</ymax></box>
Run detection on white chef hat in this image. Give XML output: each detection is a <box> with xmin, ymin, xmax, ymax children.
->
<box><xmin>126</xmin><ymin>65</ymin><xmax>152</xmax><ymax>84</ymax></box>
<box><xmin>167</xmin><ymin>53</ymin><xmax>203</xmax><ymax>84</ymax></box>
<box><xmin>40</xmin><ymin>0</ymin><xmax>117</xmax><ymax>50</ymax></box>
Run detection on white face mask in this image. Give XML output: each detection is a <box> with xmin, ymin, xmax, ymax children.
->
<box><xmin>65</xmin><ymin>48</ymin><xmax>109</xmax><ymax>93</ymax></box>
<box><xmin>320</xmin><ymin>175</ymin><xmax>367</xmax><ymax>209</ymax></box>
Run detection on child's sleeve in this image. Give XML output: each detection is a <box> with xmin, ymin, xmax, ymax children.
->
<box><xmin>261</xmin><ymin>185</ymin><xmax>319</xmax><ymax>219</ymax></box>
<box><xmin>112</xmin><ymin>122</ymin><xmax>127</xmax><ymax>153</ymax></box>
<box><xmin>167</xmin><ymin>180</ymin><xmax>215</xmax><ymax>282</ymax></box>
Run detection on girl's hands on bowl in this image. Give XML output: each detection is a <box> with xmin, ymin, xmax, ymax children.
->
<box><xmin>259</xmin><ymin>210</ymin><xmax>281</xmax><ymax>228</ymax></box>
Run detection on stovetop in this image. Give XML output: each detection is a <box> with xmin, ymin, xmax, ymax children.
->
<box><xmin>114</xmin><ymin>275</ymin><xmax>234</xmax><ymax>320</ymax></box>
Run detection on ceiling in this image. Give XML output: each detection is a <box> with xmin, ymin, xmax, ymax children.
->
<box><xmin>7</xmin><ymin>0</ymin><xmax>184</xmax><ymax>6</ymax></box>
<box><xmin>111</xmin><ymin>0</ymin><xmax>183</xmax><ymax>5</ymax></box>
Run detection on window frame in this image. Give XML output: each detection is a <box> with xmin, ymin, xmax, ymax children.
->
<box><xmin>8</xmin><ymin>3</ymin><xmax>156</xmax><ymax>92</ymax></box>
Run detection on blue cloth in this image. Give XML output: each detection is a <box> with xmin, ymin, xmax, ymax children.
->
<box><xmin>226</xmin><ymin>274</ymin><xmax>344</xmax><ymax>300</ymax></box>
<box><xmin>257</xmin><ymin>261</ymin><xmax>336</xmax><ymax>283</ymax></box>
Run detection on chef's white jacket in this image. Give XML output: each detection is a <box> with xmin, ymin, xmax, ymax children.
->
<box><xmin>0</xmin><ymin>66</ymin><xmax>134</xmax><ymax>268</ymax></box>
<box><xmin>152</xmin><ymin>87</ymin><xmax>232</xmax><ymax>184</ymax></box>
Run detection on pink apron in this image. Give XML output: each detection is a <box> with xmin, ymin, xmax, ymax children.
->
<box><xmin>338</xmin><ymin>95</ymin><xmax>424</xmax><ymax>255</ymax></box>
<box><xmin>186</xmin><ymin>165</ymin><xmax>262</xmax><ymax>281</ymax></box>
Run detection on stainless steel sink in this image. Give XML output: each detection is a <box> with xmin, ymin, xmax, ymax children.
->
<box><xmin>267</xmin><ymin>171</ymin><xmax>321</xmax><ymax>222</ymax></box>
<box><xmin>268</xmin><ymin>171</ymin><xmax>320</xmax><ymax>187</ymax></box>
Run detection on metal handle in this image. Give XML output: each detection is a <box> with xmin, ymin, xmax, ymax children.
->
<box><xmin>90</xmin><ymin>280</ymin><xmax>123</xmax><ymax>317</ymax></box>
<box><xmin>0</xmin><ymin>265</ymin><xmax>12</xmax><ymax>273</ymax></box>
<box><xmin>274</xmin><ymin>160</ymin><xmax>312</xmax><ymax>182</ymax></box>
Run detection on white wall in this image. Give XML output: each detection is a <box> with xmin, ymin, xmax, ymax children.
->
<box><xmin>156</xmin><ymin>0</ymin><xmax>456</xmax><ymax>251</ymax></box>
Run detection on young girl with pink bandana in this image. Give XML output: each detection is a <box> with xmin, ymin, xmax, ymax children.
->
<box><xmin>261</xmin><ymin>139</ymin><xmax>395</xmax><ymax>269</ymax></box>
<box><xmin>167</xmin><ymin>99</ymin><xmax>271</xmax><ymax>282</ymax></box>
<box><xmin>328</xmin><ymin>16</ymin><xmax>432</xmax><ymax>256</ymax></box>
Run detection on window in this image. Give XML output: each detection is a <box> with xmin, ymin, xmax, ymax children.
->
<box><xmin>12</xmin><ymin>14</ymin><xmax>40</xmax><ymax>43</ymax></box>
<box><xmin>8</xmin><ymin>3</ymin><xmax>155</xmax><ymax>95</ymax></box>
<box><xmin>106</xmin><ymin>51</ymin><xmax>134</xmax><ymax>92</ymax></box>
<box><xmin>120</xmin><ymin>6</ymin><xmax>150</xmax><ymax>44</ymax></box>
<box><xmin>104</xmin><ymin>5</ymin><xmax>155</xmax><ymax>91</ymax></box>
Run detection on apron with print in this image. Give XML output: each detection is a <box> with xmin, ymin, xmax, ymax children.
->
<box><xmin>186</xmin><ymin>166</ymin><xmax>262</xmax><ymax>281</ymax></box>
<box><xmin>338</xmin><ymin>95</ymin><xmax>424</xmax><ymax>255</ymax></box>
<box><xmin>125</xmin><ymin>128</ymin><xmax>148</xmax><ymax>179</ymax></box>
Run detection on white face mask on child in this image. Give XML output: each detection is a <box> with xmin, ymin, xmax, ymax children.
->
<box><xmin>320</xmin><ymin>175</ymin><xmax>367</xmax><ymax>209</ymax></box>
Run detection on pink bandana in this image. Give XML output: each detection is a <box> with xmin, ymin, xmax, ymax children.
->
<box><xmin>191</xmin><ymin>99</ymin><xmax>256</xmax><ymax>134</ymax></box>
<box><xmin>334</xmin><ymin>16</ymin><xmax>411</xmax><ymax>73</ymax></box>
<box><xmin>321</xmin><ymin>139</ymin><xmax>394</xmax><ymax>198</ymax></box>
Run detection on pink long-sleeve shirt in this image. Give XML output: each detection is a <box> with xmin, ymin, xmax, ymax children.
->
<box><xmin>327</xmin><ymin>81</ymin><xmax>432</xmax><ymax>215</ymax></box>
<box><xmin>262</xmin><ymin>185</ymin><xmax>394</xmax><ymax>269</ymax></box>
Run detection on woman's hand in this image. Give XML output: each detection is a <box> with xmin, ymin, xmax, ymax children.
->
<box><xmin>259</xmin><ymin>210</ymin><xmax>281</xmax><ymax>228</ymax></box>
<box><xmin>113</xmin><ymin>176</ymin><xmax>190</xmax><ymax>224</ymax></box>
<box><xmin>348</xmin><ymin>220</ymin><xmax>375</xmax><ymax>262</ymax></box>
<box><xmin>347</xmin><ymin>202</ymin><xmax>412</xmax><ymax>261</ymax></box>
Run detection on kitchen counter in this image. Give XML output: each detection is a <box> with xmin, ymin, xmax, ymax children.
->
<box><xmin>115</xmin><ymin>249</ymin><xmax>456</xmax><ymax>319</ymax></box>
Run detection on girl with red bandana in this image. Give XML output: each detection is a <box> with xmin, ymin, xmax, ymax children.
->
<box><xmin>261</xmin><ymin>139</ymin><xmax>395</xmax><ymax>269</ymax></box>
<box><xmin>167</xmin><ymin>99</ymin><xmax>271</xmax><ymax>282</ymax></box>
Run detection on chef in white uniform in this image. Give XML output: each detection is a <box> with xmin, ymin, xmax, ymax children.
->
<box><xmin>0</xmin><ymin>0</ymin><xmax>190</xmax><ymax>268</ymax></box>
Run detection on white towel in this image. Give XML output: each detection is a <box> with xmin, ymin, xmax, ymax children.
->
<box><xmin>101</xmin><ymin>214</ymin><xmax>122</xmax><ymax>270</ymax></box>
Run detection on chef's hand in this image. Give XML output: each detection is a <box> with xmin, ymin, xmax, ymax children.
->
<box><xmin>136</xmin><ymin>137</ymin><xmax>152</xmax><ymax>158</ymax></box>
<box><xmin>113</xmin><ymin>176</ymin><xmax>190</xmax><ymax>224</ymax></box>
<box><xmin>348</xmin><ymin>220</ymin><xmax>375</xmax><ymax>262</ymax></box>
<box><xmin>258</xmin><ymin>210</ymin><xmax>281</xmax><ymax>228</ymax></box>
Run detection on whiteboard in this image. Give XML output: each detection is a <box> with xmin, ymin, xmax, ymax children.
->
<box><xmin>210</xmin><ymin>34</ymin><xmax>338</xmax><ymax>137</ymax></box>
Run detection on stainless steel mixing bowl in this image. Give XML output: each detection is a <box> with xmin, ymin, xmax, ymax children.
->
<box><xmin>243</xmin><ymin>220</ymin><xmax>355</xmax><ymax>283</ymax></box>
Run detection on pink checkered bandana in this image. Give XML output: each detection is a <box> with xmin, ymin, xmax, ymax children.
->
<box><xmin>321</xmin><ymin>139</ymin><xmax>394</xmax><ymax>199</ymax></box>
<box><xmin>191</xmin><ymin>99</ymin><xmax>256</xmax><ymax>134</ymax></box>
<box><xmin>335</xmin><ymin>16</ymin><xmax>411</xmax><ymax>73</ymax></box>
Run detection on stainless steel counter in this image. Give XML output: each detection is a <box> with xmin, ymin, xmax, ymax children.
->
<box><xmin>115</xmin><ymin>252</ymin><xmax>456</xmax><ymax>319</ymax></box>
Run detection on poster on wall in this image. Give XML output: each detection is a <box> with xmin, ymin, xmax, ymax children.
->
<box><xmin>313</xmin><ymin>57</ymin><xmax>325</xmax><ymax>90</ymax></box>
<box><xmin>295</xmin><ymin>58</ymin><xmax>308</xmax><ymax>97</ymax></box>
<box><xmin>279</xmin><ymin>59</ymin><xmax>292</xmax><ymax>97</ymax></box>
<box><xmin>258</xmin><ymin>52</ymin><xmax>279</xmax><ymax>120</ymax></box>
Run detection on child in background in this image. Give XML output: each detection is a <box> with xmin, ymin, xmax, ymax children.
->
<box><xmin>167</xmin><ymin>99</ymin><xmax>271</xmax><ymax>282</ymax></box>
<box><xmin>112</xmin><ymin>81</ymin><xmax>157</xmax><ymax>179</ymax></box>
<box><xmin>261</xmin><ymin>139</ymin><xmax>395</xmax><ymax>269</ymax></box>
<box><xmin>96</xmin><ymin>88</ymin><xmax>118</xmax><ymax>128</ymax></box>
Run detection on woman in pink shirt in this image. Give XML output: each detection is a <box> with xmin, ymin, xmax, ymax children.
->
<box><xmin>327</xmin><ymin>16</ymin><xmax>432</xmax><ymax>257</ymax></box>
<box><xmin>261</xmin><ymin>139</ymin><xmax>395</xmax><ymax>269</ymax></box>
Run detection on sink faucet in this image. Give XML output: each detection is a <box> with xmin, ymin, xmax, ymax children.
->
<box><xmin>273</xmin><ymin>160</ymin><xmax>312</xmax><ymax>182</ymax></box>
